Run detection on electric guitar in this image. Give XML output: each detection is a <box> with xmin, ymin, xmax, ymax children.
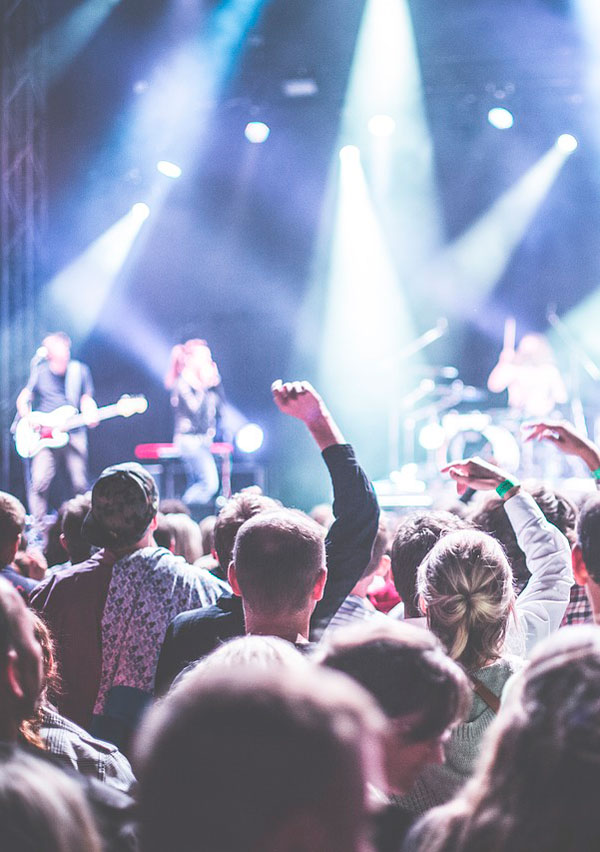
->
<box><xmin>15</xmin><ymin>395</ymin><xmax>148</xmax><ymax>459</ymax></box>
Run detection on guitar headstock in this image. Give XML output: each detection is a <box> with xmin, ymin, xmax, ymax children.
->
<box><xmin>116</xmin><ymin>395</ymin><xmax>149</xmax><ymax>417</ymax></box>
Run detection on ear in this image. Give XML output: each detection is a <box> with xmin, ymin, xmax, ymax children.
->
<box><xmin>228</xmin><ymin>561</ymin><xmax>242</xmax><ymax>597</ymax></box>
<box><xmin>149</xmin><ymin>514</ymin><xmax>159</xmax><ymax>532</ymax></box>
<box><xmin>311</xmin><ymin>568</ymin><xmax>327</xmax><ymax>602</ymax></box>
<box><xmin>572</xmin><ymin>544</ymin><xmax>590</xmax><ymax>587</ymax></box>
<box><xmin>376</xmin><ymin>553</ymin><xmax>391</xmax><ymax>578</ymax></box>
<box><xmin>6</xmin><ymin>649</ymin><xmax>24</xmax><ymax>701</ymax></box>
<box><xmin>419</xmin><ymin>594</ymin><xmax>427</xmax><ymax>615</ymax></box>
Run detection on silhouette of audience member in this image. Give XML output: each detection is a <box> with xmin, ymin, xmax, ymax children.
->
<box><xmin>405</xmin><ymin>625</ymin><xmax>600</xmax><ymax>852</ymax></box>
<box><xmin>0</xmin><ymin>492</ymin><xmax>38</xmax><ymax>599</ymax></box>
<box><xmin>135</xmin><ymin>663</ymin><xmax>387</xmax><ymax>852</ymax></box>
<box><xmin>31</xmin><ymin>462</ymin><xmax>226</xmax><ymax>748</ymax></box>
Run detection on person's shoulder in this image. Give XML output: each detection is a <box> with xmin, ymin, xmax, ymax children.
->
<box><xmin>31</xmin><ymin>552</ymin><xmax>112</xmax><ymax>603</ymax></box>
<box><xmin>0</xmin><ymin>565</ymin><xmax>37</xmax><ymax>597</ymax></box>
<box><xmin>171</xmin><ymin>593</ymin><xmax>237</xmax><ymax>629</ymax></box>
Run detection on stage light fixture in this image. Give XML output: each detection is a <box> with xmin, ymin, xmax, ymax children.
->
<box><xmin>488</xmin><ymin>107</ymin><xmax>514</xmax><ymax>130</ymax></box>
<box><xmin>235</xmin><ymin>423</ymin><xmax>264</xmax><ymax>453</ymax></box>
<box><xmin>131</xmin><ymin>202</ymin><xmax>150</xmax><ymax>221</ymax></box>
<box><xmin>339</xmin><ymin>144</ymin><xmax>361</xmax><ymax>163</ymax></box>
<box><xmin>244</xmin><ymin>122</ymin><xmax>270</xmax><ymax>143</ymax></box>
<box><xmin>368</xmin><ymin>114</ymin><xmax>396</xmax><ymax>137</ymax></box>
<box><xmin>156</xmin><ymin>160</ymin><xmax>182</xmax><ymax>178</ymax></box>
<box><xmin>556</xmin><ymin>133</ymin><xmax>578</xmax><ymax>153</ymax></box>
<box><xmin>419</xmin><ymin>422</ymin><xmax>446</xmax><ymax>451</ymax></box>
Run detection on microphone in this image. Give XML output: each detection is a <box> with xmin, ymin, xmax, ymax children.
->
<box><xmin>30</xmin><ymin>346</ymin><xmax>47</xmax><ymax>367</ymax></box>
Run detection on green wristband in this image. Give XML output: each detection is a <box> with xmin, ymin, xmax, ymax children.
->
<box><xmin>592</xmin><ymin>468</ymin><xmax>600</xmax><ymax>481</ymax></box>
<box><xmin>496</xmin><ymin>478</ymin><xmax>519</xmax><ymax>498</ymax></box>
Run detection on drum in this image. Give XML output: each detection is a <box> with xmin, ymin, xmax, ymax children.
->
<box><xmin>439</xmin><ymin>412</ymin><xmax>520</xmax><ymax>473</ymax></box>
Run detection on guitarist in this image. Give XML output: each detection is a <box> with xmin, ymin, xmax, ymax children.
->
<box><xmin>16</xmin><ymin>332</ymin><xmax>99</xmax><ymax>525</ymax></box>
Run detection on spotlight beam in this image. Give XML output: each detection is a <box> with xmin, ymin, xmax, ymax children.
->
<box><xmin>413</xmin><ymin>144</ymin><xmax>572</xmax><ymax>316</ymax></box>
<box><xmin>45</xmin><ymin>204</ymin><xmax>150</xmax><ymax>340</ymax></box>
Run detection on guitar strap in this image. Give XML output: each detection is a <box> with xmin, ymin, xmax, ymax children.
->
<box><xmin>65</xmin><ymin>360</ymin><xmax>83</xmax><ymax>408</ymax></box>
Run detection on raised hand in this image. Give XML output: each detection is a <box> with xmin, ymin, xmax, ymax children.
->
<box><xmin>271</xmin><ymin>380</ymin><xmax>344</xmax><ymax>450</ymax></box>
<box><xmin>441</xmin><ymin>456</ymin><xmax>518</xmax><ymax>497</ymax></box>
<box><xmin>522</xmin><ymin>421</ymin><xmax>600</xmax><ymax>471</ymax></box>
<box><xmin>271</xmin><ymin>380</ymin><xmax>325</xmax><ymax>425</ymax></box>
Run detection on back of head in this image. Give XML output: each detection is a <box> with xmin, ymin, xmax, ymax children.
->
<box><xmin>428</xmin><ymin>626</ymin><xmax>600</xmax><ymax>852</ymax></box>
<box><xmin>135</xmin><ymin>664</ymin><xmax>386</xmax><ymax>852</ymax></box>
<box><xmin>418</xmin><ymin>529</ymin><xmax>514</xmax><ymax>671</ymax></box>
<box><xmin>233</xmin><ymin>509</ymin><xmax>326</xmax><ymax>614</ymax></box>
<box><xmin>358</xmin><ymin>518</ymin><xmax>390</xmax><ymax>584</ymax></box>
<box><xmin>469</xmin><ymin>483</ymin><xmax>577</xmax><ymax>585</ymax></box>
<box><xmin>391</xmin><ymin>511</ymin><xmax>470</xmax><ymax>618</ymax></box>
<box><xmin>577</xmin><ymin>494</ymin><xmax>600</xmax><ymax>584</ymax></box>
<box><xmin>0</xmin><ymin>491</ymin><xmax>25</xmax><ymax>559</ymax></box>
<box><xmin>318</xmin><ymin>620</ymin><xmax>470</xmax><ymax>738</ymax></box>
<box><xmin>82</xmin><ymin>462</ymin><xmax>158</xmax><ymax>550</ymax></box>
<box><xmin>0</xmin><ymin>747</ymin><xmax>101</xmax><ymax>852</ymax></box>
<box><xmin>159</xmin><ymin>498</ymin><xmax>191</xmax><ymax>517</ymax></box>
<box><xmin>213</xmin><ymin>489</ymin><xmax>281</xmax><ymax>573</ymax></box>
<box><xmin>61</xmin><ymin>493</ymin><xmax>92</xmax><ymax>564</ymax></box>
<box><xmin>161</xmin><ymin>513</ymin><xmax>202</xmax><ymax>563</ymax></box>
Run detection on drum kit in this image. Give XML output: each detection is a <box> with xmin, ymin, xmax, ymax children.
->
<box><xmin>385</xmin><ymin>315</ymin><xmax>600</xmax><ymax>488</ymax></box>
<box><xmin>391</xmin><ymin>369</ymin><xmax>521</xmax><ymax>474</ymax></box>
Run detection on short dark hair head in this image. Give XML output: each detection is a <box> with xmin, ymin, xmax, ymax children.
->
<box><xmin>233</xmin><ymin>509</ymin><xmax>326</xmax><ymax>613</ymax></box>
<box><xmin>0</xmin><ymin>492</ymin><xmax>26</xmax><ymax>550</ymax></box>
<box><xmin>134</xmin><ymin>664</ymin><xmax>387</xmax><ymax>852</ymax></box>
<box><xmin>158</xmin><ymin>499</ymin><xmax>190</xmax><ymax>517</ymax></box>
<box><xmin>577</xmin><ymin>494</ymin><xmax>600</xmax><ymax>584</ymax></box>
<box><xmin>391</xmin><ymin>511</ymin><xmax>471</xmax><ymax>618</ymax></box>
<box><xmin>60</xmin><ymin>493</ymin><xmax>92</xmax><ymax>564</ymax></box>
<box><xmin>469</xmin><ymin>482</ymin><xmax>577</xmax><ymax>586</ymax></box>
<box><xmin>318</xmin><ymin>620</ymin><xmax>470</xmax><ymax>741</ymax></box>
<box><xmin>213</xmin><ymin>489</ymin><xmax>281</xmax><ymax>573</ymax></box>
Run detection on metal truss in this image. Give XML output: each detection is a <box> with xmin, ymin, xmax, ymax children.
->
<box><xmin>0</xmin><ymin>0</ymin><xmax>47</xmax><ymax>493</ymax></box>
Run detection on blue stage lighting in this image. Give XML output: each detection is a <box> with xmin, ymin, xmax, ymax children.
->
<box><xmin>488</xmin><ymin>107</ymin><xmax>514</xmax><ymax>130</ymax></box>
<box><xmin>235</xmin><ymin>423</ymin><xmax>264</xmax><ymax>453</ymax></box>
<box><xmin>131</xmin><ymin>202</ymin><xmax>150</xmax><ymax>221</ymax></box>
<box><xmin>556</xmin><ymin>134</ymin><xmax>578</xmax><ymax>153</ymax></box>
<box><xmin>244</xmin><ymin>122</ymin><xmax>270</xmax><ymax>143</ymax></box>
<box><xmin>156</xmin><ymin>160</ymin><xmax>182</xmax><ymax>178</ymax></box>
<box><xmin>339</xmin><ymin>144</ymin><xmax>361</xmax><ymax>164</ymax></box>
<box><xmin>368</xmin><ymin>114</ymin><xmax>396</xmax><ymax>137</ymax></box>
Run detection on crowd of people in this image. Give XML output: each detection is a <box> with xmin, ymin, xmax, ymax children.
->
<box><xmin>2</xmin><ymin>377</ymin><xmax>600</xmax><ymax>851</ymax></box>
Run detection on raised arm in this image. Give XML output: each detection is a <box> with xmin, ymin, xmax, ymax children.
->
<box><xmin>443</xmin><ymin>456</ymin><xmax>573</xmax><ymax>655</ymax></box>
<box><xmin>523</xmin><ymin>420</ymin><xmax>600</xmax><ymax>479</ymax></box>
<box><xmin>271</xmin><ymin>380</ymin><xmax>379</xmax><ymax>636</ymax></box>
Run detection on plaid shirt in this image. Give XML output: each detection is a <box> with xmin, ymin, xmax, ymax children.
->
<box><xmin>561</xmin><ymin>582</ymin><xmax>593</xmax><ymax>626</ymax></box>
<box><xmin>325</xmin><ymin>594</ymin><xmax>390</xmax><ymax>634</ymax></box>
<box><xmin>39</xmin><ymin>705</ymin><xmax>136</xmax><ymax>794</ymax></box>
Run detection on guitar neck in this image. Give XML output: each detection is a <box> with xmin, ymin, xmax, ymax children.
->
<box><xmin>63</xmin><ymin>403</ymin><xmax>121</xmax><ymax>432</ymax></box>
